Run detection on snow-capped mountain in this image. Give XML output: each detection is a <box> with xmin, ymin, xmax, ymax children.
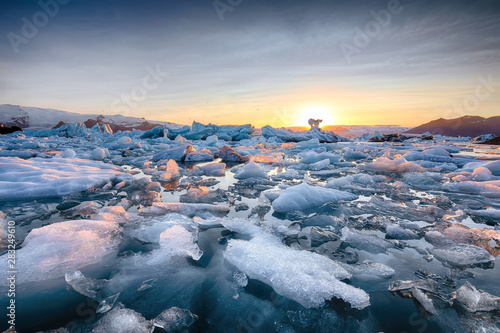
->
<box><xmin>0</xmin><ymin>104</ymin><xmax>180</xmax><ymax>132</ymax></box>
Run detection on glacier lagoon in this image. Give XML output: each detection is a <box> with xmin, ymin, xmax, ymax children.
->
<box><xmin>0</xmin><ymin>125</ymin><xmax>499</xmax><ymax>332</ymax></box>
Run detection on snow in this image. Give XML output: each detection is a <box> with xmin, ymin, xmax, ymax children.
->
<box><xmin>272</xmin><ymin>183</ymin><xmax>357</xmax><ymax>213</ymax></box>
<box><xmin>0</xmin><ymin>220</ymin><xmax>121</xmax><ymax>284</ymax></box>
<box><xmin>0</xmin><ymin>157</ymin><xmax>130</xmax><ymax>201</ymax></box>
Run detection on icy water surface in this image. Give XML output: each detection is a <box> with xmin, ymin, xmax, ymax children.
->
<box><xmin>0</xmin><ymin>131</ymin><xmax>499</xmax><ymax>332</ymax></box>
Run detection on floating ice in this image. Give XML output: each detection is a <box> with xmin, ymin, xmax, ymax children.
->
<box><xmin>451</xmin><ymin>281</ymin><xmax>500</xmax><ymax>312</ymax></box>
<box><xmin>223</xmin><ymin>221</ymin><xmax>370</xmax><ymax>309</ymax></box>
<box><xmin>146</xmin><ymin>225</ymin><xmax>203</xmax><ymax>265</ymax></box>
<box><xmin>96</xmin><ymin>293</ymin><xmax>121</xmax><ymax>314</ymax></box>
<box><xmin>156</xmin><ymin>159</ymin><xmax>181</xmax><ymax>182</ymax></box>
<box><xmin>298</xmin><ymin>151</ymin><xmax>341</xmax><ymax>164</ymax></box>
<box><xmin>151</xmin><ymin>307</ymin><xmax>199</xmax><ymax>331</ymax></box>
<box><xmin>272</xmin><ymin>183</ymin><xmax>357</xmax><ymax>213</ymax></box>
<box><xmin>341</xmin><ymin>227</ymin><xmax>393</xmax><ymax>254</ymax></box>
<box><xmin>152</xmin><ymin>144</ymin><xmax>194</xmax><ymax>162</ymax></box>
<box><xmin>185</xmin><ymin>150</ymin><xmax>214</xmax><ymax>162</ymax></box>
<box><xmin>385</xmin><ymin>224</ymin><xmax>421</xmax><ymax>240</ymax></box>
<box><xmin>61</xmin><ymin>149</ymin><xmax>76</xmax><ymax>158</ymax></box>
<box><xmin>462</xmin><ymin>160</ymin><xmax>500</xmax><ymax>176</ymax></box>
<box><xmin>140</xmin><ymin>202</ymin><xmax>230</xmax><ymax>217</ymax></box>
<box><xmin>430</xmin><ymin>244</ymin><xmax>495</xmax><ymax>268</ymax></box>
<box><xmin>361</xmin><ymin>157</ymin><xmax>425</xmax><ymax>173</ymax></box>
<box><xmin>91</xmin><ymin>147</ymin><xmax>106</xmax><ymax>161</ymax></box>
<box><xmin>261</xmin><ymin>125</ymin><xmax>349</xmax><ymax>143</ymax></box>
<box><xmin>471</xmin><ymin>167</ymin><xmax>493</xmax><ymax>181</ymax></box>
<box><xmin>326</xmin><ymin>175</ymin><xmax>354</xmax><ymax>188</ymax></box>
<box><xmin>341</xmin><ymin>260</ymin><xmax>395</xmax><ymax>279</ymax></box>
<box><xmin>206</xmin><ymin>134</ymin><xmax>218</xmax><ymax>146</ymax></box>
<box><xmin>93</xmin><ymin>306</ymin><xmax>151</xmax><ymax>333</ymax></box>
<box><xmin>234</xmin><ymin>159</ymin><xmax>268</xmax><ymax>179</ymax></box>
<box><xmin>443</xmin><ymin>180</ymin><xmax>500</xmax><ymax>197</ymax></box>
<box><xmin>411</xmin><ymin>287</ymin><xmax>436</xmax><ymax>315</ymax></box>
<box><xmin>0</xmin><ymin>220</ymin><xmax>121</xmax><ymax>284</ymax></box>
<box><xmin>218</xmin><ymin>145</ymin><xmax>249</xmax><ymax>162</ymax></box>
<box><xmin>65</xmin><ymin>270</ymin><xmax>107</xmax><ymax>300</ymax></box>
<box><xmin>343</xmin><ymin>147</ymin><xmax>368</xmax><ymax>160</ymax></box>
<box><xmin>198</xmin><ymin>162</ymin><xmax>226</xmax><ymax>176</ymax></box>
<box><xmin>0</xmin><ymin>157</ymin><xmax>130</xmax><ymax>201</ymax></box>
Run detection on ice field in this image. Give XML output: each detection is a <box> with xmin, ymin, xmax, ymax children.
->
<box><xmin>0</xmin><ymin>123</ymin><xmax>499</xmax><ymax>332</ymax></box>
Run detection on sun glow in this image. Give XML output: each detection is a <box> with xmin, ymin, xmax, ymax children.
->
<box><xmin>296</xmin><ymin>106</ymin><xmax>336</xmax><ymax>128</ymax></box>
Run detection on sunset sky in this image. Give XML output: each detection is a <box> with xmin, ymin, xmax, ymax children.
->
<box><xmin>1</xmin><ymin>0</ymin><xmax>499</xmax><ymax>127</ymax></box>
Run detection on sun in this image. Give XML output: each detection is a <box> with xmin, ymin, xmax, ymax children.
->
<box><xmin>296</xmin><ymin>106</ymin><xmax>336</xmax><ymax>128</ymax></box>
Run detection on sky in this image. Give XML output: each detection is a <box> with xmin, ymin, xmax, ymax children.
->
<box><xmin>0</xmin><ymin>0</ymin><xmax>499</xmax><ymax>127</ymax></box>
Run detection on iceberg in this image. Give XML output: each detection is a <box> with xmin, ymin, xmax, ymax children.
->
<box><xmin>262</xmin><ymin>125</ymin><xmax>350</xmax><ymax>143</ymax></box>
<box><xmin>0</xmin><ymin>220</ymin><xmax>122</xmax><ymax>284</ymax></box>
<box><xmin>0</xmin><ymin>157</ymin><xmax>130</xmax><ymax>201</ymax></box>
<box><xmin>222</xmin><ymin>220</ymin><xmax>370</xmax><ymax>309</ymax></box>
<box><xmin>272</xmin><ymin>183</ymin><xmax>357</xmax><ymax>213</ymax></box>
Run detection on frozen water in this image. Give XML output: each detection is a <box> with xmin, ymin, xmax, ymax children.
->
<box><xmin>140</xmin><ymin>202</ymin><xmax>230</xmax><ymax>217</ymax></box>
<box><xmin>0</xmin><ymin>157</ymin><xmax>130</xmax><ymax>201</ymax></box>
<box><xmin>91</xmin><ymin>147</ymin><xmax>106</xmax><ymax>161</ymax></box>
<box><xmin>451</xmin><ymin>281</ymin><xmax>500</xmax><ymax>312</ymax></box>
<box><xmin>341</xmin><ymin>260</ymin><xmax>395</xmax><ymax>279</ymax></box>
<box><xmin>430</xmin><ymin>244</ymin><xmax>495</xmax><ymax>268</ymax></box>
<box><xmin>2</xmin><ymin>120</ymin><xmax>500</xmax><ymax>332</ymax></box>
<box><xmin>146</xmin><ymin>225</ymin><xmax>203</xmax><ymax>265</ymax></box>
<box><xmin>65</xmin><ymin>270</ymin><xmax>107</xmax><ymax>300</ymax></box>
<box><xmin>411</xmin><ymin>287</ymin><xmax>436</xmax><ymax>315</ymax></box>
<box><xmin>234</xmin><ymin>159</ymin><xmax>268</xmax><ymax>179</ymax></box>
<box><xmin>152</xmin><ymin>144</ymin><xmax>194</xmax><ymax>162</ymax></box>
<box><xmin>341</xmin><ymin>227</ymin><xmax>393</xmax><ymax>254</ymax></box>
<box><xmin>93</xmin><ymin>306</ymin><xmax>151</xmax><ymax>333</ymax></box>
<box><xmin>298</xmin><ymin>151</ymin><xmax>341</xmax><ymax>164</ymax></box>
<box><xmin>0</xmin><ymin>220</ymin><xmax>121</xmax><ymax>284</ymax></box>
<box><xmin>385</xmin><ymin>224</ymin><xmax>421</xmax><ymax>240</ymax></box>
<box><xmin>151</xmin><ymin>307</ymin><xmax>199</xmax><ymax>331</ymax></box>
<box><xmin>222</xmin><ymin>219</ymin><xmax>370</xmax><ymax>309</ymax></box>
<box><xmin>361</xmin><ymin>156</ymin><xmax>425</xmax><ymax>173</ymax></box>
<box><xmin>272</xmin><ymin>183</ymin><xmax>357</xmax><ymax>213</ymax></box>
<box><xmin>96</xmin><ymin>293</ymin><xmax>121</xmax><ymax>314</ymax></box>
<box><xmin>60</xmin><ymin>149</ymin><xmax>76</xmax><ymax>158</ymax></box>
<box><xmin>218</xmin><ymin>145</ymin><xmax>249</xmax><ymax>162</ymax></box>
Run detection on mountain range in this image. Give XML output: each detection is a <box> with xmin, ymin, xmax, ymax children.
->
<box><xmin>405</xmin><ymin>115</ymin><xmax>500</xmax><ymax>137</ymax></box>
<box><xmin>0</xmin><ymin>104</ymin><xmax>180</xmax><ymax>132</ymax></box>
